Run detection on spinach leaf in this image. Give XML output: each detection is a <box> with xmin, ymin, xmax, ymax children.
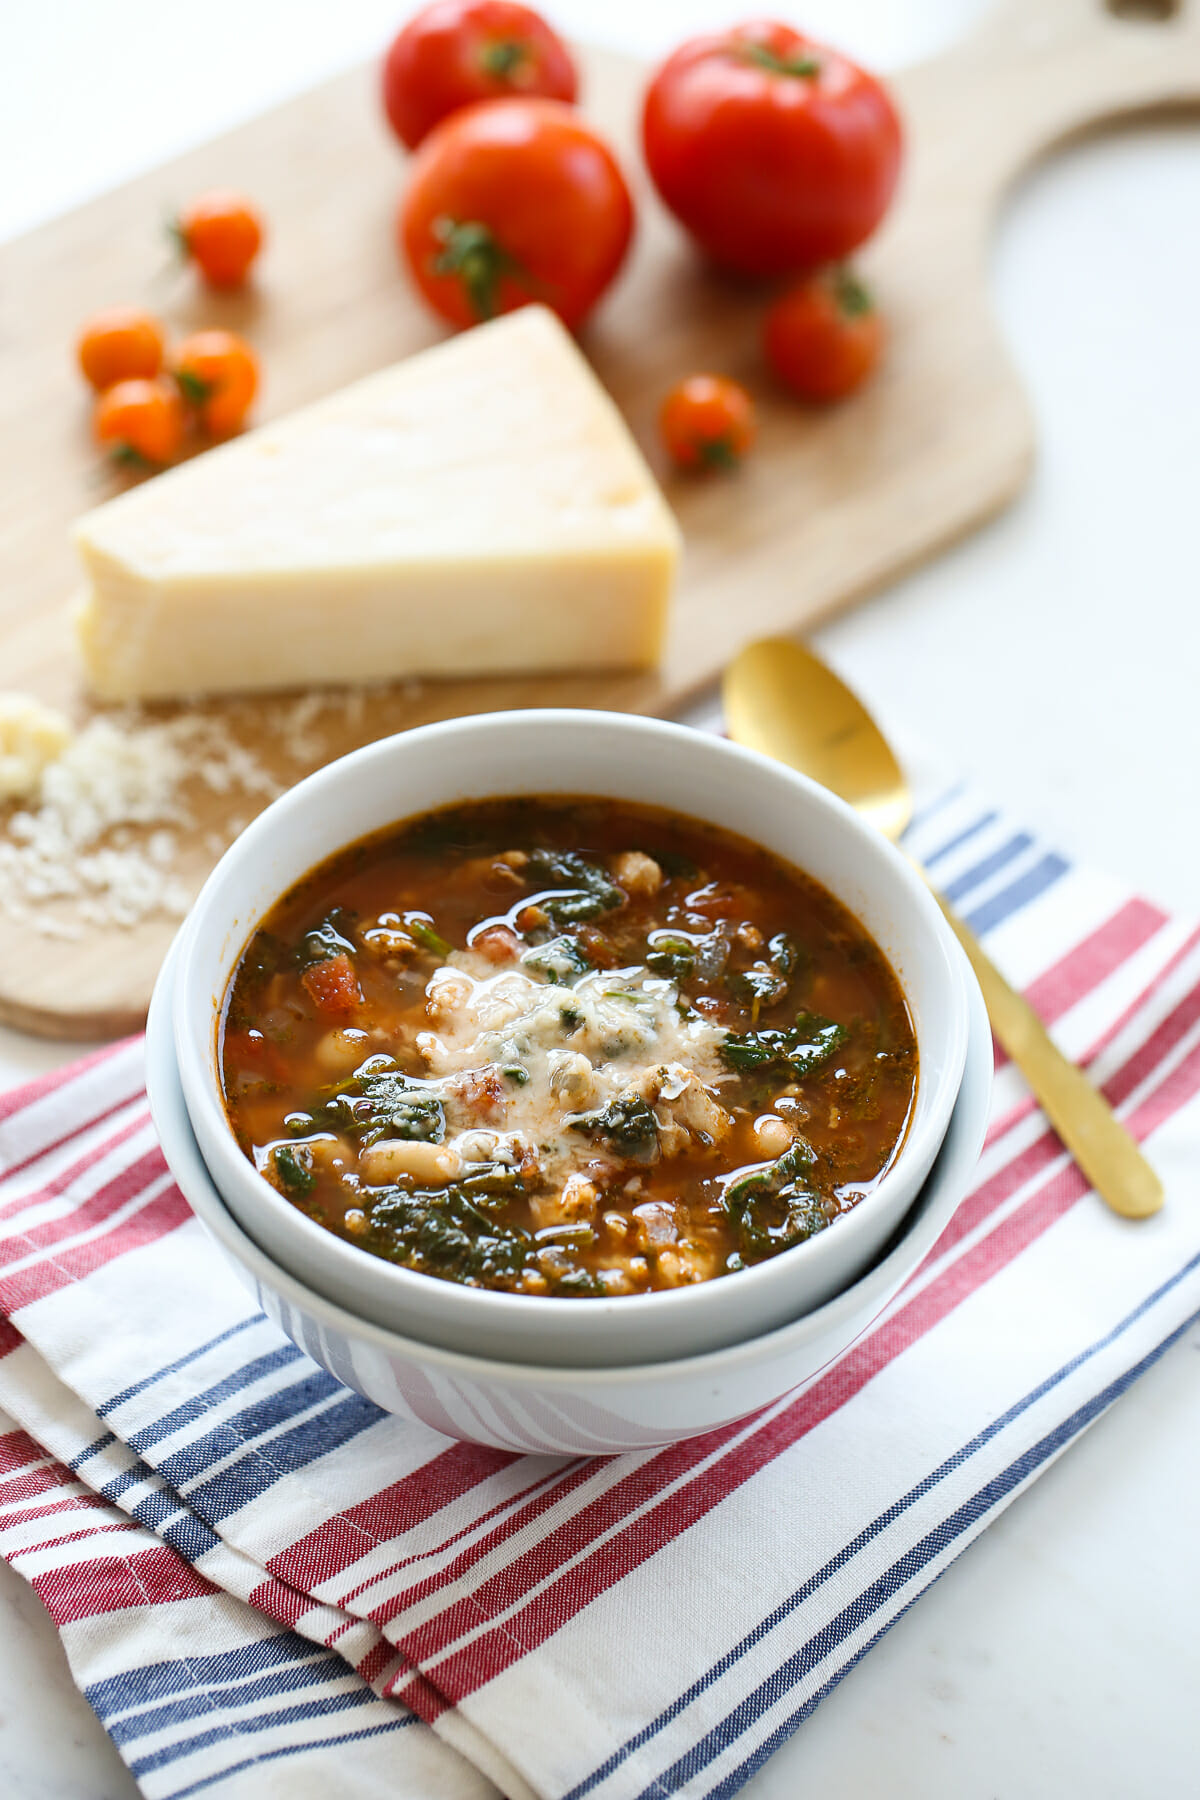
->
<box><xmin>645</xmin><ymin>930</ymin><xmax>696</xmax><ymax>980</ymax></box>
<box><xmin>456</xmin><ymin>1159</ymin><xmax>525</xmax><ymax>1202</ymax></box>
<box><xmin>724</xmin><ymin>1139</ymin><xmax>815</xmax><ymax>1207</ymax></box>
<box><xmin>653</xmin><ymin>848</ymin><xmax>699</xmax><ymax>880</ymax></box>
<box><xmin>331</xmin><ymin>1069</ymin><xmax>445</xmax><ymax>1147</ymax></box>
<box><xmin>720</xmin><ymin>1010</ymin><xmax>846</xmax><ymax>1078</ymax></box>
<box><xmin>520</xmin><ymin>934</ymin><xmax>592</xmax><ymax>984</ymax></box>
<box><xmin>300</xmin><ymin>909</ymin><xmax>357</xmax><ymax>968</ymax></box>
<box><xmin>367</xmin><ymin>1161</ymin><xmax>611</xmax><ymax>1294</ymax></box>
<box><xmin>768</xmin><ymin>932</ymin><xmax>801</xmax><ymax>978</ymax></box>
<box><xmin>551</xmin><ymin>1266</ymin><xmax>606</xmax><ymax>1296</ymax></box>
<box><xmin>273</xmin><ymin>1144</ymin><xmax>314</xmax><ymax>1196</ymax></box>
<box><xmin>362</xmin><ymin>1163</ymin><xmax>605</xmax><ymax>1297</ymax></box>
<box><xmin>726</xmin><ymin>933</ymin><xmax>805</xmax><ymax>1012</ymax></box>
<box><xmin>370</xmin><ymin>1182</ymin><xmax>531</xmax><ymax>1286</ymax></box>
<box><xmin>568</xmin><ymin>1092</ymin><xmax>659</xmax><ymax>1158</ymax></box>
<box><xmin>726</xmin><ymin>963</ymin><xmax>788</xmax><ymax>1010</ymax></box>
<box><xmin>523</xmin><ymin>849</ymin><xmax>624</xmax><ymax>923</ymax></box>
<box><xmin>723</xmin><ymin>1139</ymin><xmax>827</xmax><ymax>1260</ymax></box>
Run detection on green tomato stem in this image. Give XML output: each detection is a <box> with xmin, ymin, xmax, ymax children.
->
<box><xmin>738</xmin><ymin>44</ymin><xmax>822</xmax><ymax>80</ymax></box>
<box><xmin>480</xmin><ymin>38</ymin><xmax>527</xmax><ymax>80</ymax></box>
<box><xmin>431</xmin><ymin>217</ymin><xmax>524</xmax><ymax>321</ymax></box>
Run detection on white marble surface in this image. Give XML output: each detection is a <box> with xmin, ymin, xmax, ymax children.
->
<box><xmin>2</xmin><ymin>2</ymin><xmax>1199</xmax><ymax>1796</ymax></box>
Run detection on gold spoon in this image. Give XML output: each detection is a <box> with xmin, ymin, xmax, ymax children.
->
<box><xmin>724</xmin><ymin>638</ymin><xmax>1163</xmax><ymax>1220</ymax></box>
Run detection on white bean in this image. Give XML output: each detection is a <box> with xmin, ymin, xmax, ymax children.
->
<box><xmin>314</xmin><ymin>1027</ymin><xmax>370</xmax><ymax>1074</ymax></box>
<box><xmin>359</xmin><ymin>1139</ymin><xmax>463</xmax><ymax>1186</ymax></box>
<box><xmin>611</xmin><ymin>850</ymin><xmax>663</xmax><ymax>897</ymax></box>
<box><xmin>653</xmin><ymin>1243</ymin><xmax>715</xmax><ymax>1287</ymax></box>
<box><xmin>308</xmin><ymin>1135</ymin><xmax>352</xmax><ymax>1173</ymax></box>
<box><xmin>753</xmin><ymin>1114</ymin><xmax>794</xmax><ymax>1158</ymax></box>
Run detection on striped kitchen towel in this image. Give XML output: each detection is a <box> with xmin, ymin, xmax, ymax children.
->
<box><xmin>1</xmin><ymin>780</ymin><xmax>1198</xmax><ymax>1800</ymax></box>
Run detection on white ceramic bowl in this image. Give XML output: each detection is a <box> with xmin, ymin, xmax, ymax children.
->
<box><xmin>173</xmin><ymin>710</ymin><xmax>971</xmax><ymax>1367</ymax></box>
<box><xmin>149</xmin><ymin>931</ymin><xmax>992</xmax><ymax>1453</ymax></box>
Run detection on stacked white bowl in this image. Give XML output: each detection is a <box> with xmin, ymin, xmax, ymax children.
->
<box><xmin>148</xmin><ymin>712</ymin><xmax>992</xmax><ymax>1454</ymax></box>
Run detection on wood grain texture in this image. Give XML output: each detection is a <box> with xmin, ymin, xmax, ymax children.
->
<box><xmin>1</xmin><ymin>0</ymin><xmax>1197</xmax><ymax>1038</ymax></box>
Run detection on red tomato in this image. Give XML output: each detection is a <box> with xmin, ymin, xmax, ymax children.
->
<box><xmin>398</xmin><ymin>98</ymin><xmax>634</xmax><ymax>330</ymax></box>
<box><xmin>301</xmin><ymin>954</ymin><xmax>363</xmax><ymax>1014</ymax></box>
<box><xmin>222</xmin><ymin>1028</ymin><xmax>289</xmax><ymax>1085</ymax></box>
<box><xmin>660</xmin><ymin>374</ymin><xmax>756</xmax><ymax>471</ymax></box>
<box><xmin>642</xmin><ymin>21</ymin><xmax>902</xmax><ymax>278</ymax></box>
<box><xmin>382</xmin><ymin>0</ymin><xmax>578</xmax><ymax>149</ymax></box>
<box><xmin>764</xmin><ymin>267</ymin><xmax>884</xmax><ymax>402</ymax></box>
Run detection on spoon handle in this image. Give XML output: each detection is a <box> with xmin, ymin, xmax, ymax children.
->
<box><xmin>931</xmin><ymin>890</ymin><xmax>1163</xmax><ymax>1219</ymax></box>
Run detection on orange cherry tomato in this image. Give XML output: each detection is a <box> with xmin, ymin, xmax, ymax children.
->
<box><xmin>174</xmin><ymin>191</ymin><xmax>264</xmax><ymax>288</ymax></box>
<box><xmin>76</xmin><ymin>307</ymin><xmax>166</xmax><ymax>391</ymax></box>
<box><xmin>93</xmin><ymin>378</ymin><xmax>185</xmax><ymax>466</ymax></box>
<box><xmin>398</xmin><ymin>97</ymin><xmax>634</xmax><ymax>331</ymax></box>
<box><xmin>764</xmin><ymin>266</ymin><xmax>884</xmax><ymax>402</ymax></box>
<box><xmin>660</xmin><ymin>374</ymin><xmax>756</xmax><ymax>471</ymax></box>
<box><xmin>382</xmin><ymin>0</ymin><xmax>578</xmax><ymax>150</ymax></box>
<box><xmin>172</xmin><ymin>330</ymin><xmax>260</xmax><ymax>437</ymax></box>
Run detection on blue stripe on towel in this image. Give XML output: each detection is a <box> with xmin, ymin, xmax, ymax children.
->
<box><xmin>97</xmin><ymin>1316</ymin><xmax>264</xmax><ymax>1419</ymax></box>
<box><xmin>921</xmin><ymin>812</ymin><xmax>1000</xmax><ymax>870</ymax></box>
<box><xmin>940</xmin><ymin>833</ymin><xmax>1033</xmax><ymax>902</ymax></box>
<box><xmin>180</xmin><ymin>1391</ymin><xmax>384</xmax><ymax>1523</ymax></box>
<box><xmin>109</xmin><ymin>1649</ymin><xmax>350</xmax><ymax>1746</ymax></box>
<box><xmin>128</xmin><ymin>1685</ymin><xmax>381</xmax><ymax>1778</ymax></box>
<box><xmin>86</xmin><ymin>1632</ymin><xmax>321</xmax><ymax>1718</ymax></box>
<box><xmin>964</xmin><ymin>854</ymin><xmax>1070</xmax><ymax>937</ymax></box>
<box><xmin>125</xmin><ymin>1344</ymin><xmax>309</xmax><ymax>1458</ymax></box>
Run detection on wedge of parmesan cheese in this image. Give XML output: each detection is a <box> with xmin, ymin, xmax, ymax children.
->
<box><xmin>73</xmin><ymin>307</ymin><xmax>680</xmax><ymax>701</ymax></box>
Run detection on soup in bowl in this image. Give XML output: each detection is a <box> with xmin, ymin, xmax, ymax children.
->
<box><xmin>175</xmin><ymin>711</ymin><xmax>970</xmax><ymax>1367</ymax></box>
<box><xmin>222</xmin><ymin>797</ymin><xmax>918</xmax><ymax>1304</ymax></box>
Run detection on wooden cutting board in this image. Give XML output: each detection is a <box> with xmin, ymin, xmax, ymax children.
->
<box><xmin>1</xmin><ymin>0</ymin><xmax>1197</xmax><ymax>1040</ymax></box>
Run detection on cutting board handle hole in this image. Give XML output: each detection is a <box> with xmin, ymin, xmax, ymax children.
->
<box><xmin>1105</xmin><ymin>0</ymin><xmax>1181</xmax><ymax>19</ymax></box>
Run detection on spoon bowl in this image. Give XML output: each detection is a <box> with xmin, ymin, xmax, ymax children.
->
<box><xmin>724</xmin><ymin>638</ymin><xmax>913</xmax><ymax>843</ymax></box>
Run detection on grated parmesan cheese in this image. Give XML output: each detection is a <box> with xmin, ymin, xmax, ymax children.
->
<box><xmin>0</xmin><ymin>708</ymin><xmax>281</xmax><ymax>937</ymax></box>
<box><xmin>0</xmin><ymin>685</ymin><xmax>423</xmax><ymax>940</ymax></box>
